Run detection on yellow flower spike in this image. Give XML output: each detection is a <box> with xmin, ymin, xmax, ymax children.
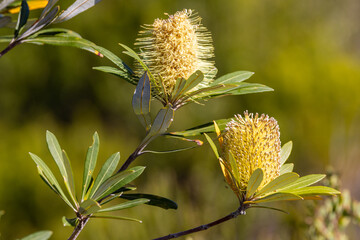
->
<box><xmin>135</xmin><ymin>9</ymin><xmax>215</xmax><ymax>98</ymax></box>
<box><xmin>221</xmin><ymin>111</ymin><xmax>281</xmax><ymax>194</ymax></box>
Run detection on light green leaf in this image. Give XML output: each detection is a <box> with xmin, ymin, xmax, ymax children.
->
<box><xmin>120</xmin><ymin>193</ymin><xmax>178</xmax><ymax>210</ymax></box>
<box><xmin>280</xmin><ymin>163</ymin><xmax>294</xmax><ymax>175</ymax></box>
<box><xmin>53</xmin><ymin>0</ymin><xmax>101</xmax><ymax>24</ymax></box>
<box><xmin>93</xmin><ymin>166</ymin><xmax>145</xmax><ymax>201</ymax></box>
<box><xmin>91</xmin><ymin>214</ymin><xmax>142</xmax><ymax>223</ymax></box>
<box><xmin>62</xmin><ymin>150</ymin><xmax>78</xmax><ymax>207</ymax></box>
<box><xmin>81</xmin><ymin>132</ymin><xmax>99</xmax><ymax>201</ymax></box>
<box><xmin>210</xmin><ymin>71</ymin><xmax>254</xmax><ymax>86</ymax></box>
<box><xmin>280</xmin><ymin>186</ymin><xmax>341</xmax><ymax>196</ymax></box>
<box><xmin>98</xmin><ymin>199</ymin><xmax>149</xmax><ymax>213</ymax></box>
<box><xmin>246</xmin><ymin>168</ymin><xmax>264</xmax><ymax>199</ymax></box>
<box><xmin>29</xmin><ymin>152</ymin><xmax>75</xmax><ymax>210</ymax></box>
<box><xmin>79</xmin><ymin>199</ymin><xmax>101</xmax><ymax>215</ymax></box>
<box><xmin>251</xmin><ymin>192</ymin><xmax>303</xmax><ymax>204</ymax></box>
<box><xmin>203</xmin><ymin>133</ymin><xmax>219</xmax><ymax>158</ymax></box>
<box><xmin>228</xmin><ymin>151</ymin><xmax>240</xmax><ymax>185</ymax></box>
<box><xmin>280</xmin><ymin>141</ymin><xmax>293</xmax><ymax>166</ymax></box>
<box><xmin>89</xmin><ymin>152</ymin><xmax>120</xmax><ymax>199</ymax></box>
<box><xmin>20</xmin><ymin>230</ymin><xmax>53</xmax><ymax>240</ymax></box>
<box><xmin>255</xmin><ymin>172</ymin><xmax>299</xmax><ymax>197</ymax></box>
<box><xmin>132</xmin><ymin>71</ymin><xmax>151</xmax><ymax>131</ymax></box>
<box><xmin>279</xmin><ymin>174</ymin><xmax>326</xmax><ymax>191</ymax></box>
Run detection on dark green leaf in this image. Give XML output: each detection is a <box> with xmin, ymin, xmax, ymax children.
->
<box><xmin>280</xmin><ymin>141</ymin><xmax>293</xmax><ymax>166</ymax></box>
<box><xmin>246</xmin><ymin>168</ymin><xmax>264</xmax><ymax>199</ymax></box>
<box><xmin>81</xmin><ymin>132</ymin><xmax>99</xmax><ymax>201</ymax></box>
<box><xmin>132</xmin><ymin>71</ymin><xmax>151</xmax><ymax>130</ymax></box>
<box><xmin>14</xmin><ymin>0</ymin><xmax>29</xmax><ymax>38</ymax></box>
<box><xmin>62</xmin><ymin>216</ymin><xmax>77</xmax><ymax>227</ymax></box>
<box><xmin>98</xmin><ymin>199</ymin><xmax>149</xmax><ymax>213</ymax></box>
<box><xmin>20</xmin><ymin>230</ymin><xmax>53</xmax><ymax>240</ymax></box>
<box><xmin>54</xmin><ymin>0</ymin><xmax>101</xmax><ymax>23</ymax></box>
<box><xmin>120</xmin><ymin>193</ymin><xmax>178</xmax><ymax>210</ymax></box>
<box><xmin>210</xmin><ymin>71</ymin><xmax>254</xmax><ymax>86</ymax></box>
<box><xmin>93</xmin><ymin>66</ymin><xmax>136</xmax><ymax>84</ymax></box>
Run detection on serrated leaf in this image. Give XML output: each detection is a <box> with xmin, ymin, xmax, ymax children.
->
<box><xmin>203</xmin><ymin>133</ymin><xmax>219</xmax><ymax>158</ymax></box>
<box><xmin>89</xmin><ymin>152</ymin><xmax>120</xmax><ymax>199</ymax></box>
<box><xmin>62</xmin><ymin>216</ymin><xmax>77</xmax><ymax>227</ymax></box>
<box><xmin>79</xmin><ymin>199</ymin><xmax>101</xmax><ymax>215</ymax></box>
<box><xmin>280</xmin><ymin>141</ymin><xmax>293</xmax><ymax>166</ymax></box>
<box><xmin>255</xmin><ymin>172</ymin><xmax>299</xmax><ymax>197</ymax></box>
<box><xmin>279</xmin><ymin>174</ymin><xmax>326</xmax><ymax>191</ymax></box>
<box><xmin>98</xmin><ymin>199</ymin><xmax>149</xmax><ymax>213</ymax></box>
<box><xmin>14</xmin><ymin>0</ymin><xmax>29</xmax><ymax>38</ymax></box>
<box><xmin>251</xmin><ymin>192</ymin><xmax>303</xmax><ymax>204</ymax></box>
<box><xmin>167</xmin><ymin>118</ymin><xmax>231</xmax><ymax>137</ymax></box>
<box><xmin>280</xmin><ymin>163</ymin><xmax>294</xmax><ymax>175</ymax></box>
<box><xmin>132</xmin><ymin>71</ymin><xmax>151</xmax><ymax>130</ymax></box>
<box><xmin>54</xmin><ymin>0</ymin><xmax>101</xmax><ymax>23</ymax></box>
<box><xmin>280</xmin><ymin>186</ymin><xmax>341</xmax><ymax>196</ymax></box>
<box><xmin>91</xmin><ymin>214</ymin><xmax>142</xmax><ymax>223</ymax></box>
<box><xmin>210</xmin><ymin>71</ymin><xmax>254</xmax><ymax>86</ymax></box>
<box><xmin>93</xmin><ymin>166</ymin><xmax>145</xmax><ymax>201</ymax></box>
<box><xmin>29</xmin><ymin>152</ymin><xmax>75</xmax><ymax>210</ymax></box>
<box><xmin>81</xmin><ymin>132</ymin><xmax>99</xmax><ymax>201</ymax></box>
<box><xmin>120</xmin><ymin>193</ymin><xmax>178</xmax><ymax>210</ymax></box>
<box><xmin>246</xmin><ymin>168</ymin><xmax>264</xmax><ymax>199</ymax></box>
<box><xmin>20</xmin><ymin>230</ymin><xmax>53</xmax><ymax>240</ymax></box>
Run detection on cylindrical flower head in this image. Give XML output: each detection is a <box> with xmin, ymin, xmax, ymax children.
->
<box><xmin>135</xmin><ymin>9</ymin><xmax>215</xmax><ymax>96</ymax></box>
<box><xmin>221</xmin><ymin>111</ymin><xmax>281</xmax><ymax>193</ymax></box>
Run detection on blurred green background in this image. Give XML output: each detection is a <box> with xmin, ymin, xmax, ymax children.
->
<box><xmin>1</xmin><ymin>0</ymin><xmax>360</xmax><ymax>239</ymax></box>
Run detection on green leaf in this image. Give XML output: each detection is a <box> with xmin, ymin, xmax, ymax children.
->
<box><xmin>132</xmin><ymin>71</ymin><xmax>151</xmax><ymax>131</ymax></box>
<box><xmin>210</xmin><ymin>71</ymin><xmax>254</xmax><ymax>86</ymax></box>
<box><xmin>203</xmin><ymin>133</ymin><xmax>219</xmax><ymax>158</ymax></box>
<box><xmin>62</xmin><ymin>150</ymin><xmax>78</xmax><ymax>207</ymax></box>
<box><xmin>81</xmin><ymin>132</ymin><xmax>99</xmax><ymax>201</ymax></box>
<box><xmin>251</xmin><ymin>192</ymin><xmax>303</xmax><ymax>204</ymax></box>
<box><xmin>39</xmin><ymin>0</ymin><xmax>58</xmax><ymax>19</ymax></box>
<box><xmin>93</xmin><ymin>166</ymin><xmax>145</xmax><ymax>201</ymax></box>
<box><xmin>255</xmin><ymin>172</ymin><xmax>299</xmax><ymax>197</ymax></box>
<box><xmin>89</xmin><ymin>152</ymin><xmax>120</xmax><ymax>199</ymax></box>
<box><xmin>62</xmin><ymin>216</ymin><xmax>77</xmax><ymax>227</ymax></box>
<box><xmin>181</xmin><ymin>70</ymin><xmax>204</xmax><ymax>94</ymax></box>
<box><xmin>78</xmin><ymin>199</ymin><xmax>101</xmax><ymax>215</ymax></box>
<box><xmin>280</xmin><ymin>141</ymin><xmax>293</xmax><ymax>166</ymax></box>
<box><xmin>0</xmin><ymin>0</ymin><xmax>16</xmax><ymax>12</ymax></box>
<box><xmin>53</xmin><ymin>0</ymin><xmax>101</xmax><ymax>23</ymax></box>
<box><xmin>246</xmin><ymin>168</ymin><xmax>264</xmax><ymax>199</ymax></box>
<box><xmin>20</xmin><ymin>230</ymin><xmax>53</xmax><ymax>240</ymax></box>
<box><xmin>14</xmin><ymin>0</ymin><xmax>29</xmax><ymax>38</ymax></box>
<box><xmin>29</xmin><ymin>152</ymin><xmax>75</xmax><ymax>210</ymax></box>
<box><xmin>280</xmin><ymin>186</ymin><xmax>341</xmax><ymax>196</ymax></box>
<box><xmin>98</xmin><ymin>199</ymin><xmax>149</xmax><ymax>213</ymax></box>
<box><xmin>171</xmin><ymin>77</ymin><xmax>187</xmax><ymax>100</ymax></box>
<box><xmin>167</xmin><ymin>118</ymin><xmax>231</xmax><ymax>137</ymax></box>
<box><xmin>280</xmin><ymin>163</ymin><xmax>294</xmax><ymax>175</ymax></box>
<box><xmin>93</xmin><ymin>66</ymin><xmax>136</xmax><ymax>84</ymax></box>
<box><xmin>120</xmin><ymin>193</ymin><xmax>178</xmax><ymax>210</ymax></box>
<box><xmin>279</xmin><ymin>174</ymin><xmax>326</xmax><ymax>191</ymax></box>
<box><xmin>91</xmin><ymin>214</ymin><xmax>142</xmax><ymax>223</ymax></box>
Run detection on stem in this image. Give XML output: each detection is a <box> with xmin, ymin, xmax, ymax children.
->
<box><xmin>0</xmin><ymin>40</ymin><xmax>21</xmax><ymax>58</ymax></box>
<box><xmin>67</xmin><ymin>216</ymin><xmax>90</xmax><ymax>240</ymax></box>
<box><xmin>153</xmin><ymin>205</ymin><xmax>248</xmax><ymax>240</ymax></box>
<box><xmin>118</xmin><ymin>146</ymin><xmax>143</xmax><ymax>172</ymax></box>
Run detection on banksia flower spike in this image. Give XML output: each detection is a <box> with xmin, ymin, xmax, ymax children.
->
<box><xmin>135</xmin><ymin>9</ymin><xmax>216</xmax><ymax>104</ymax></box>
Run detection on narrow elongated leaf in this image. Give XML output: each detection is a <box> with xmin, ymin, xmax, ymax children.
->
<box><xmin>81</xmin><ymin>132</ymin><xmax>99</xmax><ymax>201</ymax></box>
<box><xmin>251</xmin><ymin>192</ymin><xmax>303</xmax><ymax>204</ymax></box>
<box><xmin>255</xmin><ymin>172</ymin><xmax>299</xmax><ymax>197</ymax></box>
<box><xmin>20</xmin><ymin>230</ymin><xmax>53</xmax><ymax>240</ymax></box>
<box><xmin>120</xmin><ymin>193</ymin><xmax>178</xmax><ymax>210</ymax></box>
<box><xmin>29</xmin><ymin>152</ymin><xmax>75</xmax><ymax>210</ymax></box>
<box><xmin>204</xmin><ymin>133</ymin><xmax>219</xmax><ymax>158</ymax></box>
<box><xmin>181</xmin><ymin>70</ymin><xmax>204</xmax><ymax>93</ymax></box>
<box><xmin>93</xmin><ymin>66</ymin><xmax>136</xmax><ymax>84</ymax></box>
<box><xmin>89</xmin><ymin>152</ymin><xmax>120</xmax><ymax>198</ymax></box>
<box><xmin>171</xmin><ymin>77</ymin><xmax>186</xmax><ymax>99</ymax></box>
<box><xmin>93</xmin><ymin>166</ymin><xmax>145</xmax><ymax>201</ymax></box>
<box><xmin>280</xmin><ymin>186</ymin><xmax>341</xmax><ymax>196</ymax></box>
<box><xmin>91</xmin><ymin>214</ymin><xmax>142</xmax><ymax>223</ymax></box>
<box><xmin>280</xmin><ymin>163</ymin><xmax>294</xmax><ymax>175</ymax></box>
<box><xmin>62</xmin><ymin>150</ymin><xmax>78</xmax><ymax>207</ymax></box>
<box><xmin>79</xmin><ymin>199</ymin><xmax>101</xmax><ymax>215</ymax></box>
<box><xmin>132</xmin><ymin>71</ymin><xmax>151</xmax><ymax>130</ymax></box>
<box><xmin>280</xmin><ymin>141</ymin><xmax>293</xmax><ymax>165</ymax></box>
<box><xmin>98</xmin><ymin>199</ymin><xmax>149</xmax><ymax>213</ymax></box>
<box><xmin>246</xmin><ymin>168</ymin><xmax>264</xmax><ymax>199</ymax></box>
<box><xmin>0</xmin><ymin>0</ymin><xmax>16</xmax><ymax>12</ymax></box>
<box><xmin>39</xmin><ymin>0</ymin><xmax>58</xmax><ymax>19</ymax></box>
<box><xmin>279</xmin><ymin>174</ymin><xmax>326</xmax><ymax>191</ymax></box>
<box><xmin>14</xmin><ymin>0</ymin><xmax>29</xmax><ymax>38</ymax></box>
<box><xmin>54</xmin><ymin>0</ymin><xmax>101</xmax><ymax>23</ymax></box>
<box><xmin>167</xmin><ymin>118</ymin><xmax>231</xmax><ymax>137</ymax></box>
<box><xmin>210</xmin><ymin>71</ymin><xmax>254</xmax><ymax>86</ymax></box>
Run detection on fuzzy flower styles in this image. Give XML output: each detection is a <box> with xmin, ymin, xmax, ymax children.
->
<box><xmin>135</xmin><ymin>9</ymin><xmax>215</xmax><ymax>97</ymax></box>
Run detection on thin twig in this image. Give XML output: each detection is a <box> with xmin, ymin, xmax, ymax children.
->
<box><xmin>67</xmin><ymin>216</ymin><xmax>90</xmax><ymax>240</ymax></box>
<box><xmin>0</xmin><ymin>40</ymin><xmax>21</xmax><ymax>58</ymax></box>
<box><xmin>153</xmin><ymin>205</ymin><xmax>249</xmax><ymax>240</ymax></box>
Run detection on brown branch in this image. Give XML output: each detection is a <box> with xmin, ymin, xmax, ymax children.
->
<box><xmin>0</xmin><ymin>40</ymin><xmax>21</xmax><ymax>58</ymax></box>
<box><xmin>67</xmin><ymin>216</ymin><xmax>90</xmax><ymax>240</ymax></box>
<box><xmin>153</xmin><ymin>205</ymin><xmax>248</xmax><ymax>240</ymax></box>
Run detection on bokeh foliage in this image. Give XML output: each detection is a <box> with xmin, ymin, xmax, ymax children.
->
<box><xmin>0</xmin><ymin>0</ymin><xmax>359</xmax><ymax>239</ymax></box>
